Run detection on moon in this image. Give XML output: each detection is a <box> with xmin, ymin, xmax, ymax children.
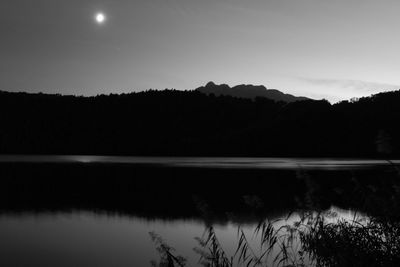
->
<box><xmin>95</xmin><ymin>13</ymin><xmax>106</xmax><ymax>24</ymax></box>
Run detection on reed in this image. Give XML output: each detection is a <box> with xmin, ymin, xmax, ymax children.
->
<box><xmin>150</xmin><ymin>166</ymin><xmax>400</xmax><ymax>266</ymax></box>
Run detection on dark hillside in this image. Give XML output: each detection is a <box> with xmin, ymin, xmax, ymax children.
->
<box><xmin>0</xmin><ymin>89</ymin><xmax>399</xmax><ymax>157</ymax></box>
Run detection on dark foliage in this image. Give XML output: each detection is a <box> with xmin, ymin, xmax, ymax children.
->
<box><xmin>1</xmin><ymin>89</ymin><xmax>400</xmax><ymax>156</ymax></box>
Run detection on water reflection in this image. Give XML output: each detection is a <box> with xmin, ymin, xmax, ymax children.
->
<box><xmin>0</xmin><ymin>155</ymin><xmax>399</xmax><ymax>170</ymax></box>
<box><xmin>0</xmin><ymin>207</ymin><xmax>360</xmax><ymax>267</ymax></box>
<box><xmin>1</xmin><ymin>159</ymin><xmax>400</xmax><ymax>266</ymax></box>
<box><xmin>0</xmin><ymin>212</ymin><xmax>195</xmax><ymax>267</ymax></box>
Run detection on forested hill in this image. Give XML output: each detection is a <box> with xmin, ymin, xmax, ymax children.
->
<box><xmin>0</xmin><ymin>89</ymin><xmax>399</xmax><ymax>157</ymax></box>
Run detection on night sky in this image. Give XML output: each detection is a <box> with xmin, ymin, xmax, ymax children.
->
<box><xmin>1</xmin><ymin>0</ymin><xmax>400</xmax><ymax>102</ymax></box>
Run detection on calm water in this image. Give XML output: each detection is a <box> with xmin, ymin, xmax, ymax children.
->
<box><xmin>0</xmin><ymin>212</ymin><xmax>206</xmax><ymax>267</ymax></box>
<box><xmin>0</xmin><ymin>207</ymin><xmax>357</xmax><ymax>267</ymax></box>
<box><xmin>0</xmin><ymin>155</ymin><xmax>399</xmax><ymax>170</ymax></box>
<box><xmin>0</xmin><ymin>156</ymin><xmax>398</xmax><ymax>266</ymax></box>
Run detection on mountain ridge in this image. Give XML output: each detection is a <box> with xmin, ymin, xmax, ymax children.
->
<box><xmin>196</xmin><ymin>81</ymin><xmax>309</xmax><ymax>102</ymax></box>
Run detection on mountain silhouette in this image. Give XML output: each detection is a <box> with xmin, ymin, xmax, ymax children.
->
<box><xmin>196</xmin><ymin>81</ymin><xmax>309</xmax><ymax>102</ymax></box>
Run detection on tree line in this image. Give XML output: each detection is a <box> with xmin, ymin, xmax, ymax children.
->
<box><xmin>0</xmin><ymin>89</ymin><xmax>399</xmax><ymax>157</ymax></box>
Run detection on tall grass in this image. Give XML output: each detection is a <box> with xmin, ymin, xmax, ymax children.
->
<box><xmin>151</xmin><ymin>208</ymin><xmax>400</xmax><ymax>266</ymax></box>
<box><xmin>150</xmin><ymin>166</ymin><xmax>400</xmax><ymax>266</ymax></box>
<box><xmin>149</xmin><ymin>232</ymin><xmax>187</xmax><ymax>267</ymax></box>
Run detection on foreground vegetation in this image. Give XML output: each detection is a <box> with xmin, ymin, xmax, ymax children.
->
<box><xmin>151</xmin><ymin>210</ymin><xmax>400</xmax><ymax>267</ymax></box>
<box><xmin>150</xmin><ymin>167</ymin><xmax>400</xmax><ymax>267</ymax></box>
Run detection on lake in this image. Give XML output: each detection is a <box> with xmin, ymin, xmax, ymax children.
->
<box><xmin>0</xmin><ymin>156</ymin><xmax>399</xmax><ymax>266</ymax></box>
<box><xmin>0</xmin><ymin>155</ymin><xmax>399</xmax><ymax>170</ymax></box>
<box><xmin>0</xmin><ymin>207</ymin><xmax>360</xmax><ymax>267</ymax></box>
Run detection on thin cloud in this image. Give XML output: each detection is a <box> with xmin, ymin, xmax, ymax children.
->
<box><xmin>300</xmin><ymin>78</ymin><xmax>400</xmax><ymax>94</ymax></box>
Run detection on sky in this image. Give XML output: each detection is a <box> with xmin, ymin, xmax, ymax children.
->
<box><xmin>1</xmin><ymin>0</ymin><xmax>400</xmax><ymax>102</ymax></box>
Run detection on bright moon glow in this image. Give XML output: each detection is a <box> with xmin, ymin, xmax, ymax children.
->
<box><xmin>95</xmin><ymin>13</ymin><xmax>106</xmax><ymax>24</ymax></box>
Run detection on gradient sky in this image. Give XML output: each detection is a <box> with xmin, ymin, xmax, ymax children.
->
<box><xmin>1</xmin><ymin>0</ymin><xmax>400</xmax><ymax>102</ymax></box>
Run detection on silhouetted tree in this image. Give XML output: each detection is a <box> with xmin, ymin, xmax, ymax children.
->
<box><xmin>0</xmin><ymin>89</ymin><xmax>400</xmax><ymax>157</ymax></box>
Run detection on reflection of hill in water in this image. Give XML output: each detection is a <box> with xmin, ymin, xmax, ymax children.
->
<box><xmin>1</xmin><ymin>162</ymin><xmax>400</xmax><ymax>223</ymax></box>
